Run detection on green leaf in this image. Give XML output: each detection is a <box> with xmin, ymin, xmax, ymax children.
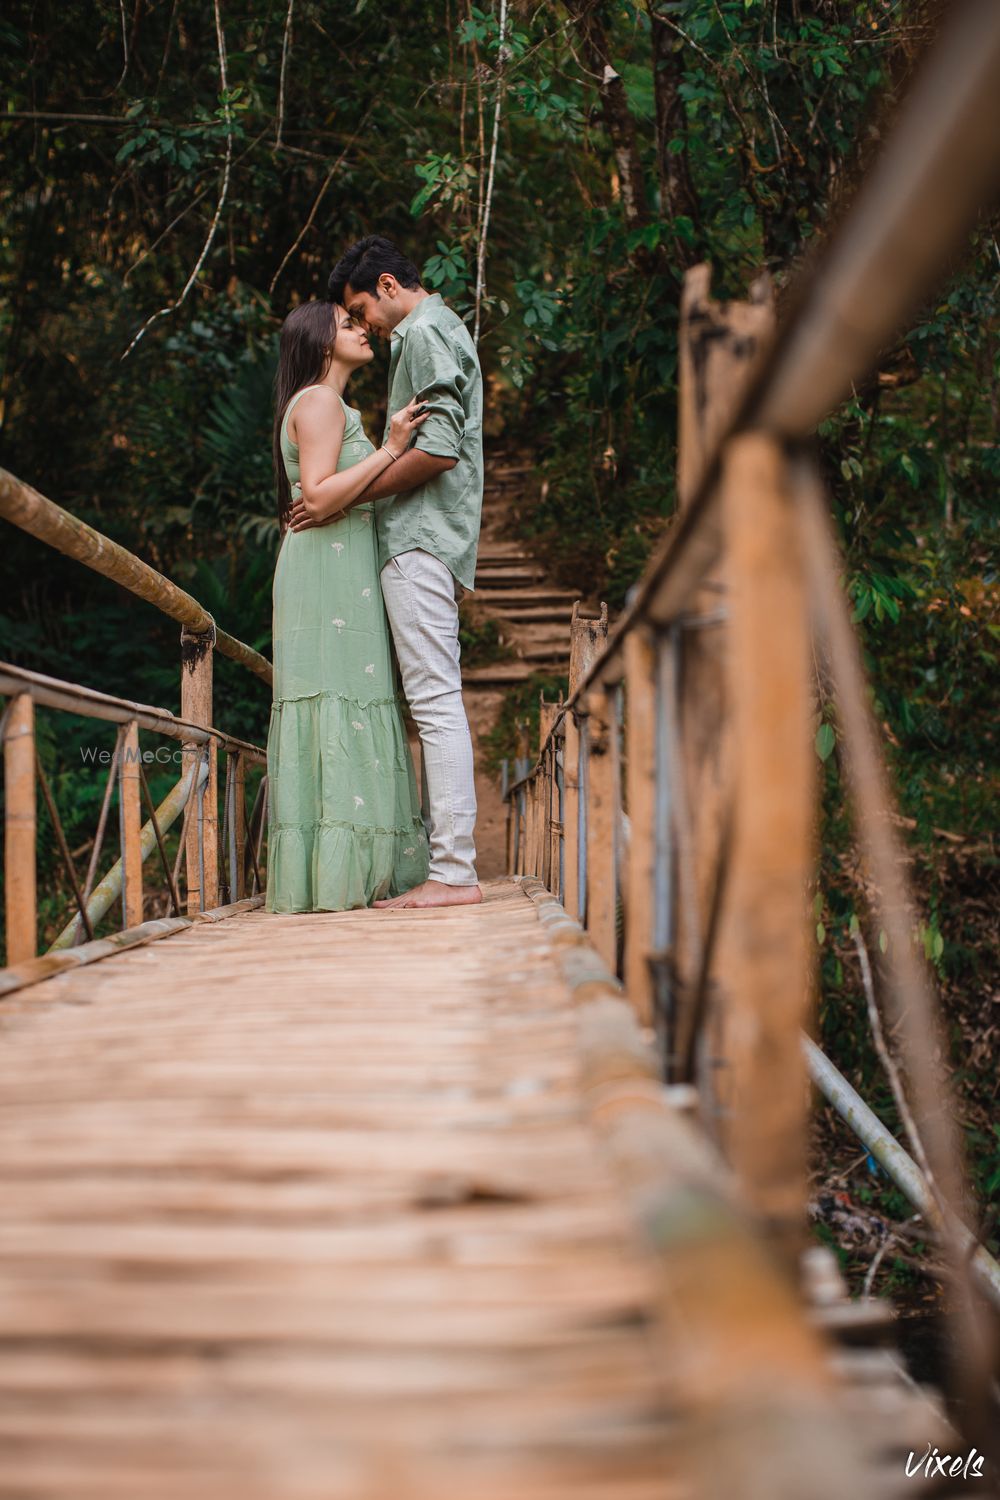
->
<box><xmin>899</xmin><ymin>453</ymin><xmax>920</xmax><ymax>488</ymax></box>
<box><xmin>815</xmin><ymin>723</ymin><xmax>836</xmax><ymax>762</ymax></box>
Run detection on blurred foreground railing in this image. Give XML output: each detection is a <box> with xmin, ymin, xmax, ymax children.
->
<box><xmin>504</xmin><ymin>0</ymin><xmax>1000</xmax><ymax>1459</ymax></box>
<box><xmin>0</xmin><ymin>473</ymin><xmax>271</xmax><ymax>980</ymax></box>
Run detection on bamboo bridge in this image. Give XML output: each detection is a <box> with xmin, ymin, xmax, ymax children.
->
<box><xmin>2</xmin><ymin>7</ymin><xmax>1000</xmax><ymax>1497</ymax></box>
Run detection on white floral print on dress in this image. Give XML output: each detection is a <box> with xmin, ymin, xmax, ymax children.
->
<box><xmin>351</xmin><ymin>720</ymin><xmax>365</xmax><ymax>733</ymax></box>
<box><xmin>331</xmin><ymin>541</ymin><xmax>345</xmax><ymax>554</ymax></box>
<box><xmin>353</xmin><ymin>795</ymin><xmax>365</xmax><ymax>809</ymax></box>
<box><xmin>361</xmin><ymin>588</ymin><xmax>371</xmax><ymax>601</ymax></box>
<box><xmin>403</xmin><ymin>846</ymin><xmax>416</xmax><ymax>857</ymax></box>
<box><xmin>364</xmin><ymin>663</ymin><xmax>375</xmax><ymax>675</ymax></box>
<box><xmin>332</xmin><ymin>618</ymin><xmax>346</xmax><ymax>633</ymax></box>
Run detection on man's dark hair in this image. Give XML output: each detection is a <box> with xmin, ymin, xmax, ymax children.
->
<box><xmin>328</xmin><ymin>235</ymin><xmax>422</xmax><ymax>304</ymax></box>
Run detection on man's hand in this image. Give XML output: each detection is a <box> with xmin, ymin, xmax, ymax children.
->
<box><xmin>289</xmin><ymin>498</ymin><xmax>317</xmax><ymax>532</ymax></box>
<box><xmin>289</xmin><ymin>483</ymin><xmax>327</xmax><ymax>532</ymax></box>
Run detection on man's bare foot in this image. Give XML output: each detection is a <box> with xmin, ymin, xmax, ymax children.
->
<box><xmin>373</xmin><ymin>880</ymin><xmax>483</xmax><ymax>910</ymax></box>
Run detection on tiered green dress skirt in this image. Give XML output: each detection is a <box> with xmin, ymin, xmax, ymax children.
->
<box><xmin>265</xmin><ymin>390</ymin><xmax>429</xmax><ymax>911</ymax></box>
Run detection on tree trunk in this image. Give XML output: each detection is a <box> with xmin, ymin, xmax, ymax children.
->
<box><xmin>564</xmin><ymin>0</ymin><xmax>648</xmax><ymax>232</ymax></box>
<box><xmin>649</xmin><ymin>7</ymin><xmax>701</xmax><ymax>261</ymax></box>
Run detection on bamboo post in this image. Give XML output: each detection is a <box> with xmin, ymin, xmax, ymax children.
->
<box><xmin>525</xmin><ymin>727</ymin><xmax>536</xmax><ymax>879</ymax></box>
<box><xmin>677</xmin><ymin>264</ymin><xmax>775</xmax><ymax>509</ymax></box>
<box><xmin>715</xmin><ymin>433</ymin><xmax>814</xmax><ymax>1259</ymax></box>
<box><xmin>526</xmin><ymin>776</ymin><xmax>539</xmax><ymax>879</ymax></box>
<box><xmin>538</xmin><ymin>696</ymin><xmax>560</xmax><ymax>891</ymax></box>
<box><xmin>231</xmin><ymin>750</ymin><xmax>247</xmax><ymax>902</ymax></box>
<box><xmin>610</xmin><ymin>681</ymin><xmax>625</xmax><ymax>977</ymax></box>
<box><xmin>562</xmin><ymin>712</ymin><xmax>581</xmax><ymax>918</ymax></box>
<box><xmin>623</xmin><ymin>627</ymin><xmax>657</xmax><ymax>1026</ymax></box>
<box><xmin>568</xmin><ymin>601</ymin><xmax>609</xmax><ymax>700</ymax></box>
<box><xmin>181</xmin><ymin>624</ymin><xmax>218</xmax><ymax>912</ymax></box>
<box><xmin>563</xmin><ymin>602</ymin><xmax>609</xmax><ymax>919</ymax></box>
<box><xmin>3</xmin><ymin>693</ymin><xmax>37</xmax><ymax>965</ymax></box>
<box><xmin>584</xmin><ymin>686</ymin><xmax>617</xmax><ymax>972</ymax></box>
<box><xmin>673</xmin><ymin>266</ymin><xmax>776</xmax><ymax>1080</ymax></box>
<box><xmin>549</xmin><ymin>735</ymin><xmax>563</xmax><ymax>899</ymax></box>
<box><xmin>119</xmin><ymin>719</ymin><xmax>144</xmax><ymax>930</ymax></box>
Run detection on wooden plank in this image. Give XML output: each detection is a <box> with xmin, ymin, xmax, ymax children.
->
<box><xmin>2</xmin><ymin>692</ymin><xmax>36</xmax><ymax>965</ymax></box>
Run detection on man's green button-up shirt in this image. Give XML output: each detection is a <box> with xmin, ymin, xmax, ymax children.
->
<box><xmin>377</xmin><ymin>293</ymin><xmax>484</xmax><ymax>592</ymax></box>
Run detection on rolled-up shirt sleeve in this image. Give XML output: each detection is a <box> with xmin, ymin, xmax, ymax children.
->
<box><xmin>402</xmin><ymin>323</ymin><xmax>466</xmax><ymax>462</ymax></box>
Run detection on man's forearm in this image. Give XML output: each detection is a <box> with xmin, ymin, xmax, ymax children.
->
<box><xmin>351</xmin><ymin>449</ymin><xmax>456</xmax><ymax>507</ymax></box>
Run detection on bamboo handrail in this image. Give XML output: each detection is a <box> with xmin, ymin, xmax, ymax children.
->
<box><xmin>0</xmin><ymin>661</ymin><xmax>266</xmax><ymax>763</ymax></box>
<box><xmin>0</xmin><ymin>468</ymin><xmax>273</xmax><ymax>686</ymax></box>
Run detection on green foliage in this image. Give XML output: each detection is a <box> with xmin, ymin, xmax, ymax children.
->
<box><xmin>457</xmin><ymin>608</ymin><xmax>515</xmax><ymax>669</ymax></box>
<box><xmin>480</xmin><ymin>673</ymin><xmax>566</xmax><ymax>776</ymax></box>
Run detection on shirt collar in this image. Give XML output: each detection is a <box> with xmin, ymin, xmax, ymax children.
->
<box><xmin>391</xmin><ymin>292</ymin><xmax>443</xmax><ymax>342</ymax></box>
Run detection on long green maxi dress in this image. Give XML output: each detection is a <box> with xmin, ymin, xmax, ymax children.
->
<box><xmin>265</xmin><ymin>386</ymin><xmax>429</xmax><ymax>911</ymax></box>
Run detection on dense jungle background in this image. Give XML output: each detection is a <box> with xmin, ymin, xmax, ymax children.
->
<box><xmin>1</xmin><ymin>0</ymin><xmax>997</xmax><ymax>1318</ymax></box>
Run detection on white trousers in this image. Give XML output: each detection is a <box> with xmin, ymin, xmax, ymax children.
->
<box><xmin>380</xmin><ymin>549</ymin><xmax>478</xmax><ymax>886</ymax></box>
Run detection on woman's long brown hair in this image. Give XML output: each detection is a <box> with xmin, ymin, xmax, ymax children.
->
<box><xmin>272</xmin><ymin>301</ymin><xmax>337</xmax><ymax>534</ymax></box>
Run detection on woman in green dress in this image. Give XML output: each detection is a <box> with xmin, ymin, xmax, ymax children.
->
<box><xmin>265</xmin><ymin>300</ymin><xmax>430</xmax><ymax>912</ymax></box>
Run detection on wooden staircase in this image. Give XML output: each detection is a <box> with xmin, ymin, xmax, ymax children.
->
<box><xmin>463</xmin><ymin>459</ymin><xmax>583</xmax><ymax>687</ymax></box>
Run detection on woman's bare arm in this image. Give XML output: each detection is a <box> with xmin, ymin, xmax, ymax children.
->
<box><xmin>355</xmin><ymin>449</ymin><xmax>456</xmax><ymax>504</ymax></box>
<box><xmin>291</xmin><ymin>388</ymin><xmax>400</xmax><ymax>526</ymax></box>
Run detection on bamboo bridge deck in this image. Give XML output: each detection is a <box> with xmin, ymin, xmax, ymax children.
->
<box><xmin>0</xmin><ymin>880</ymin><xmax>961</xmax><ymax>1500</ymax></box>
<box><xmin>0</xmin><ymin>881</ymin><xmax>676</xmax><ymax>1499</ymax></box>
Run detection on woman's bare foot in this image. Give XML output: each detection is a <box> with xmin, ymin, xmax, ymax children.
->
<box><xmin>373</xmin><ymin>880</ymin><xmax>482</xmax><ymax>910</ymax></box>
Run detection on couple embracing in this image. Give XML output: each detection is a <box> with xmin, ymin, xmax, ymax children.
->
<box><xmin>264</xmin><ymin>235</ymin><xmax>482</xmax><ymax>914</ymax></box>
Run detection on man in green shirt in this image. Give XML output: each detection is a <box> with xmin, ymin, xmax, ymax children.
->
<box><xmin>327</xmin><ymin>236</ymin><xmax>483</xmax><ymax>908</ymax></box>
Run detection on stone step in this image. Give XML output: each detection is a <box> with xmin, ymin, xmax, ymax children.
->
<box><xmin>519</xmin><ymin>644</ymin><xmax>571</xmax><ymax>664</ymax></box>
<box><xmin>489</xmin><ymin>605</ymin><xmax>576</xmax><ymax>624</ymax></box>
<box><xmin>476</xmin><ymin>543</ymin><xmax>537</xmax><ymax>562</ymax></box>
<box><xmin>473</xmin><ymin>566</ymin><xmax>545</xmax><ymax>587</ymax></box>
<box><xmin>476</xmin><ymin>554</ymin><xmax>542</xmax><ymax>571</ymax></box>
<box><xmin>463</xmin><ymin>662</ymin><xmax>549</xmax><ymax>686</ymax></box>
<box><xmin>516</xmin><ymin>632</ymin><xmax>573</xmax><ymax>652</ymax></box>
<box><xmin>475</xmin><ymin>589</ymin><xmax>580</xmax><ymax>608</ymax></box>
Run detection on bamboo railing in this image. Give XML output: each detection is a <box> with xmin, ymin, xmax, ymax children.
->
<box><xmin>504</xmin><ymin>0</ymin><xmax>1000</xmax><ymax>1456</ymax></box>
<box><xmin>0</xmin><ymin>475</ymin><xmax>271</xmax><ymax>982</ymax></box>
